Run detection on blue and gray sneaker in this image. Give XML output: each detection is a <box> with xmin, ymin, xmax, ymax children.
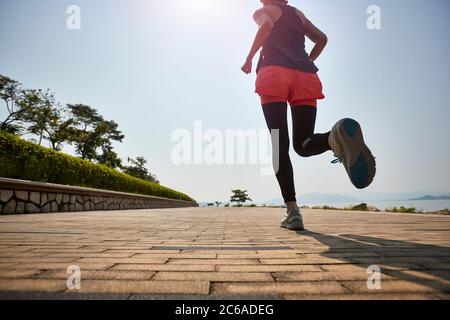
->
<box><xmin>281</xmin><ymin>208</ymin><xmax>305</xmax><ymax>231</ymax></box>
<box><xmin>329</xmin><ymin>118</ymin><xmax>376</xmax><ymax>189</ymax></box>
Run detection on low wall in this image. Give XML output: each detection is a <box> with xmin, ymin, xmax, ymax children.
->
<box><xmin>0</xmin><ymin>178</ymin><xmax>197</xmax><ymax>215</ymax></box>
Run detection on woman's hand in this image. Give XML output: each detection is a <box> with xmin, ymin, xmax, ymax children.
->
<box><xmin>241</xmin><ymin>58</ymin><xmax>252</xmax><ymax>74</ymax></box>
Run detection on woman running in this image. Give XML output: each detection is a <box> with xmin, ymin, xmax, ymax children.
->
<box><xmin>241</xmin><ymin>0</ymin><xmax>376</xmax><ymax>230</ymax></box>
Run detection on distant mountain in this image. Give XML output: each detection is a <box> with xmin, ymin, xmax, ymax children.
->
<box><xmin>409</xmin><ymin>195</ymin><xmax>450</xmax><ymax>201</ymax></box>
<box><xmin>341</xmin><ymin>191</ymin><xmax>450</xmax><ymax>201</ymax></box>
<box><xmin>200</xmin><ymin>191</ymin><xmax>450</xmax><ymax>207</ymax></box>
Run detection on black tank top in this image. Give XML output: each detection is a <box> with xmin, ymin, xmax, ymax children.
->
<box><xmin>256</xmin><ymin>4</ymin><xmax>319</xmax><ymax>74</ymax></box>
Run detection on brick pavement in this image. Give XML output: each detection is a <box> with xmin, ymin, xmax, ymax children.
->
<box><xmin>0</xmin><ymin>208</ymin><xmax>449</xmax><ymax>299</ymax></box>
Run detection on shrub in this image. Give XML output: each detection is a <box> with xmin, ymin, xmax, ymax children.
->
<box><xmin>0</xmin><ymin>131</ymin><xmax>195</xmax><ymax>202</ymax></box>
<box><xmin>312</xmin><ymin>205</ymin><xmax>339</xmax><ymax>210</ymax></box>
<box><xmin>386</xmin><ymin>206</ymin><xmax>418</xmax><ymax>214</ymax></box>
<box><xmin>350</xmin><ymin>203</ymin><xmax>368</xmax><ymax>211</ymax></box>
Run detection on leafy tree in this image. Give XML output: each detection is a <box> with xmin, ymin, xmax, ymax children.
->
<box><xmin>44</xmin><ymin>107</ymin><xmax>74</xmax><ymax>151</ymax></box>
<box><xmin>0</xmin><ymin>75</ymin><xmax>24</xmax><ymax>133</ymax></box>
<box><xmin>96</xmin><ymin>144</ymin><xmax>122</xmax><ymax>169</ymax></box>
<box><xmin>66</xmin><ymin>104</ymin><xmax>102</xmax><ymax>160</ymax></box>
<box><xmin>19</xmin><ymin>89</ymin><xmax>58</xmax><ymax>145</ymax></box>
<box><xmin>94</xmin><ymin>120</ymin><xmax>124</xmax><ymax>168</ymax></box>
<box><xmin>215</xmin><ymin>201</ymin><xmax>222</xmax><ymax>207</ymax></box>
<box><xmin>230</xmin><ymin>189</ymin><xmax>252</xmax><ymax>206</ymax></box>
<box><xmin>66</xmin><ymin>104</ymin><xmax>124</xmax><ymax>163</ymax></box>
<box><xmin>122</xmin><ymin>156</ymin><xmax>159</xmax><ymax>184</ymax></box>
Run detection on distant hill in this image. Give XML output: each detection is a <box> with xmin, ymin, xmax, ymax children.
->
<box><xmin>200</xmin><ymin>191</ymin><xmax>450</xmax><ymax>207</ymax></box>
<box><xmin>341</xmin><ymin>191</ymin><xmax>450</xmax><ymax>201</ymax></box>
<box><xmin>409</xmin><ymin>195</ymin><xmax>450</xmax><ymax>201</ymax></box>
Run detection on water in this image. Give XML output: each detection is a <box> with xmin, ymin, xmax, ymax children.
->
<box><xmin>303</xmin><ymin>200</ymin><xmax>450</xmax><ymax>212</ymax></box>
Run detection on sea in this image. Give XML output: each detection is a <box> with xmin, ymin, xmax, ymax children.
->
<box><xmin>303</xmin><ymin>199</ymin><xmax>450</xmax><ymax>212</ymax></box>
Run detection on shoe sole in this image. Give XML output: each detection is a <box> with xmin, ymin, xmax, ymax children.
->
<box><xmin>333</xmin><ymin>118</ymin><xmax>376</xmax><ymax>189</ymax></box>
<box><xmin>281</xmin><ymin>222</ymin><xmax>305</xmax><ymax>231</ymax></box>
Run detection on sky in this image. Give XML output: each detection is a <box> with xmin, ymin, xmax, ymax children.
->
<box><xmin>1</xmin><ymin>0</ymin><xmax>449</xmax><ymax>203</ymax></box>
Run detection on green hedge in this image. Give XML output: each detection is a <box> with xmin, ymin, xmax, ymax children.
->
<box><xmin>0</xmin><ymin>131</ymin><xmax>195</xmax><ymax>203</ymax></box>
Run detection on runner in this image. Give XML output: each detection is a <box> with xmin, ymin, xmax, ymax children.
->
<box><xmin>241</xmin><ymin>0</ymin><xmax>376</xmax><ymax>230</ymax></box>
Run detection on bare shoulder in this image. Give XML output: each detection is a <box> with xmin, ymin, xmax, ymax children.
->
<box><xmin>293</xmin><ymin>7</ymin><xmax>308</xmax><ymax>26</ymax></box>
<box><xmin>252</xmin><ymin>7</ymin><xmax>266</xmax><ymax>19</ymax></box>
<box><xmin>254</xmin><ymin>5</ymin><xmax>283</xmax><ymax>22</ymax></box>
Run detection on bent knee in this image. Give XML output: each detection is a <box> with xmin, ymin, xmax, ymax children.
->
<box><xmin>294</xmin><ymin>145</ymin><xmax>313</xmax><ymax>158</ymax></box>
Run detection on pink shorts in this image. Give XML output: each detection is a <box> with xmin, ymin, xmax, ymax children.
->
<box><xmin>255</xmin><ymin>66</ymin><xmax>325</xmax><ymax>107</ymax></box>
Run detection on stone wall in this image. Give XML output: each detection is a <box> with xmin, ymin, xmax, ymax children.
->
<box><xmin>0</xmin><ymin>178</ymin><xmax>197</xmax><ymax>215</ymax></box>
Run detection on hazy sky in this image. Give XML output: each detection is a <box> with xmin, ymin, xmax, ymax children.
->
<box><xmin>1</xmin><ymin>0</ymin><xmax>449</xmax><ymax>202</ymax></box>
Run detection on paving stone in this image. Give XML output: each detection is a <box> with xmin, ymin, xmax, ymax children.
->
<box><xmin>259</xmin><ymin>258</ymin><xmax>348</xmax><ymax>265</ymax></box>
<box><xmin>12</xmin><ymin>262</ymin><xmax>114</xmax><ymax>271</ymax></box>
<box><xmin>78</xmin><ymin>280</ymin><xmax>210</xmax><ymax>295</ymax></box>
<box><xmin>0</xmin><ymin>207</ymin><xmax>448</xmax><ymax>299</ymax></box>
<box><xmin>111</xmin><ymin>264</ymin><xmax>216</xmax><ymax>272</ymax></box>
<box><xmin>283</xmin><ymin>293</ymin><xmax>437</xmax><ymax>300</ymax></box>
<box><xmin>0</xmin><ymin>269</ymin><xmax>43</xmax><ymax>279</ymax></box>
<box><xmin>341</xmin><ymin>280</ymin><xmax>450</xmax><ymax>294</ymax></box>
<box><xmin>273</xmin><ymin>271</ymin><xmax>394</xmax><ymax>282</ymax></box>
<box><xmin>0</xmin><ymin>257</ymin><xmax>78</xmax><ymax>264</ymax></box>
<box><xmin>153</xmin><ymin>272</ymin><xmax>274</xmax><ymax>282</ymax></box>
<box><xmin>75</xmin><ymin>258</ymin><xmax>169</xmax><ymax>264</ymax></box>
<box><xmin>212</xmin><ymin>281</ymin><xmax>350</xmax><ymax>295</ymax></box>
<box><xmin>217</xmin><ymin>265</ymin><xmax>321</xmax><ymax>272</ymax></box>
<box><xmin>37</xmin><ymin>270</ymin><xmax>155</xmax><ymax>281</ymax></box>
<box><xmin>167</xmin><ymin>258</ymin><xmax>259</xmax><ymax>265</ymax></box>
<box><xmin>0</xmin><ymin>279</ymin><xmax>67</xmax><ymax>292</ymax></box>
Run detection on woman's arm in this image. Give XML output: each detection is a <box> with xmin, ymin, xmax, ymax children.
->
<box><xmin>241</xmin><ymin>9</ymin><xmax>274</xmax><ymax>74</ymax></box>
<box><xmin>296</xmin><ymin>9</ymin><xmax>328</xmax><ymax>62</ymax></box>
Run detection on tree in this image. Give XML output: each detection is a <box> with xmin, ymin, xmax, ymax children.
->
<box><xmin>230</xmin><ymin>189</ymin><xmax>252</xmax><ymax>206</ymax></box>
<box><xmin>0</xmin><ymin>75</ymin><xmax>24</xmax><ymax>133</ymax></box>
<box><xmin>66</xmin><ymin>104</ymin><xmax>103</xmax><ymax>160</ymax></box>
<box><xmin>94</xmin><ymin>120</ymin><xmax>125</xmax><ymax>169</ymax></box>
<box><xmin>215</xmin><ymin>201</ymin><xmax>222</xmax><ymax>207</ymax></box>
<box><xmin>122</xmin><ymin>156</ymin><xmax>159</xmax><ymax>184</ymax></box>
<box><xmin>19</xmin><ymin>89</ymin><xmax>58</xmax><ymax>145</ymax></box>
<box><xmin>96</xmin><ymin>144</ymin><xmax>122</xmax><ymax>169</ymax></box>
<box><xmin>66</xmin><ymin>104</ymin><xmax>125</xmax><ymax>163</ymax></box>
<box><xmin>44</xmin><ymin>107</ymin><xmax>74</xmax><ymax>151</ymax></box>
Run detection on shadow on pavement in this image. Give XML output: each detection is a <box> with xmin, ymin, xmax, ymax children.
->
<box><xmin>298</xmin><ymin>231</ymin><xmax>450</xmax><ymax>292</ymax></box>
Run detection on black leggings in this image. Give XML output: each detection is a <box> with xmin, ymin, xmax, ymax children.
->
<box><xmin>262</xmin><ymin>102</ymin><xmax>331</xmax><ymax>203</ymax></box>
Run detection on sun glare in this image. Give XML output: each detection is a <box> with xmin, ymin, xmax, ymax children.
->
<box><xmin>176</xmin><ymin>0</ymin><xmax>226</xmax><ymax>13</ymax></box>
